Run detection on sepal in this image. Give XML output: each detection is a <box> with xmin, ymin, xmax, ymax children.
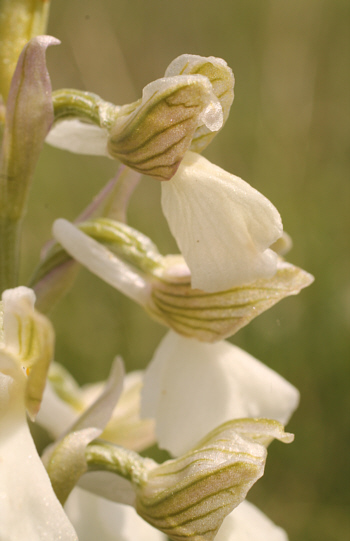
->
<box><xmin>165</xmin><ymin>54</ymin><xmax>234</xmax><ymax>153</ymax></box>
<box><xmin>108</xmin><ymin>74</ymin><xmax>222</xmax><ymax>179</ymax></box>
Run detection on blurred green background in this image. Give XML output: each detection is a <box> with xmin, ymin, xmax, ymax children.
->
<box><xmin>22</xmin><ymin>1</ymin><xmax>349</xmax><ymax>540</ymax></box>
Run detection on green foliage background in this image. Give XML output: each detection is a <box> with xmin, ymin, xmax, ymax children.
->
<box><xmin>23</xmin><ymin>1</ymin><xmax>349</xmax><ymax>540</ymax></box>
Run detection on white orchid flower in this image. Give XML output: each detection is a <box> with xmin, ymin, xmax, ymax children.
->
<box><xmin>141</xmin><ymin>330</ymin><xmax>299</xmax><ymax>457</ymax></box>
<box><xmin>139</xmin><ymin>331</ymin><xmax>296</xmax><ymax>539</ymax></box>
<box><xmin>0</xmin><ymin>287</ymin><xmax>77</xmax><ymax>541</ymax></box>
<box><xmin>50</xmin><ymin>218</ymin><xmax>312</xmax><ymax>342</ymax></box>
<box><xmin>46</xmin><ymin>54</ymin><xmax>283</xmax><ymax>293</ymax></box>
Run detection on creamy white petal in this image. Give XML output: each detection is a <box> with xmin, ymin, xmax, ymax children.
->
<box><xmin>0</xmin><ymin>369</ymin><xmax>77</xmax><ymax>541</ymax></box>
<box><xmin>215</xmin><ymin>500</ymin><xmax>288</xmax><ymax>541</ymax></box>
<box><xmin>141</xmin><ymin>331</ymin><xmax>299</xmax><ymax>456</ymax></box>
<box><xmin>53</xmin><ymin>219</ymin><xmax>151</xmax><ymax>305</ymax></box>
<box><xmin>46</xmin><ymin>118</ymin><xmax>109</xmax><ymax>155</ymax></box>
<box><xmin>65</xmin><ymin>487</ymin><xmax>167</xmax><ymax>541</ymax></box>
<box><xmin>37</xmin><ymin>379</ymin><xmax>79</xmax><ymax>438</ymax></box>
<box><xmin>161</xmin><ymin>151</ymin><xmax>283</xmax><ymax>293</ymax></box>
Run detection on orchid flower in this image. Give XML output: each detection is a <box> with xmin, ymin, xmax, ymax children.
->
<box><xmin>35</xmin><ymin>337</ymin><xmax>294</xmax><ymax>541</ymax></box>
<box><xmin>46</xmin><ymin>54</ymin><xmax>284</xmax><ymax>293</ymax></box>
<box><xmin>0</xmin><ymin>287</ymin><xmax>77</xmax><ymax>540</ymax></box>
<box><xmin>83</xmin><ymin>418</ymin><xmax>292</xmax><ymax>541</ymax></box>
<box><xmin>139</xmin><ymin>330</ymin><xmax>297</xmax><ymax>539</ymax></box>
<box><xmin>43</xmin><ymin>217</ymin><xmax>313</xmax><ymax>343</ymax></box>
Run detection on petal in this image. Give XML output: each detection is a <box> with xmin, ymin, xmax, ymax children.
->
<box><xmin>161</xmin><ymin>151</ymin><xmax>283</xmax><ymax>293</ymax></box>
<box><xmin>46</xmin><ymin>118</ymin><xmax>109</xmax><ymax>155</ymax></box>
<box><xmin>65</xmin><ymin>487</ymin><xmax>167</xmax><ymax>541</ymax></box>
<box><xmin>215</xmin><ymin>500</ymin><xmax>288</xmax><ymax>541</ymax></box>
<box><xmin>100</xmin><ymin>370</ymin><xmax>156</xmax><ymax>452</ymax></box>
<box><xmin>70</xmin><ymin>356</ymin><xmax>124</xmax><ymax>434</ymax></box>
<box><xmin>36</xmin><ymin>379</ymin><xmax>79</xmax><ymax>438</ymax></box>
<box><xmin>141</xmin><ymin>331</ymin><xmax>299</xmax><ymax>456</ymax></box>
<box><xmin>53</xmin><ymin>219</ymin><xmax>151</xmax><ymax>305</ymax></box>
<box><xmin>41</xmin><ymin>358</ymin><xmax>124</xmax><ymax>504</ymax></box>
<box><xmin>0</xmin><ymin>369</ymin><xmax>77</xmax><ymax>541</ymax></box>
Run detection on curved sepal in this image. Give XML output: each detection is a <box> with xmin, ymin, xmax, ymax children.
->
<box><xmin>165</xmin><ymin>54</ymin><xmax>234</xmax><ymax>153</ymax></box>
<box><xmin>108</xmin><ymin>75</ymin><xmax>222</xmax><ymax>179</ymax></box>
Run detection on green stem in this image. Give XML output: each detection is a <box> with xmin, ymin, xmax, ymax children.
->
<box><xmin>52</xmin><ymin>89</ymin><xmax>116</xmax><ymax>128</ymax></box>
<box><xmin>0</xmin><ymin>217</ymin><xmax>21</xmax><ymax>292</ymax></box>
<box><xmin>86</xmin><ymin>440</ymin><xmax>151</xmax><ymax>487</ymax></box>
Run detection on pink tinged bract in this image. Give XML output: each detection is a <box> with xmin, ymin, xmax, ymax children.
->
<box><xmin>0</xmin><ymin>35</ymin><xmax>59</xmax><ymax>215</ymax></box>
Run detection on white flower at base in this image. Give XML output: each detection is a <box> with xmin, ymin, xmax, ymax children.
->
<box><xmin>65</xmin><ymin>487</ymin><xmax>167</xmax><ymax>541</ymax></box>
<box><xmin>161</xmin><ymin>151</ymin><xmax>283</xmax><ymax>293</ymax></box>
<box><xmin>0</xmin><ymin>371</ymin><xmax>78</xmax><ymax>541</ymax></box>
<box><xmin>0</xmin><ymin>287</ymin><xmax>77</xmax><ymax>541</ymax></box>
<box><xmin>215</xmin><ymin>500</ymin><xmax>288</xmax><ymax>541</ymax></box>
<box><xmin>141</xmin><ymin>331</ymin><xmax>299</xmax><ymax>456</ymax></box>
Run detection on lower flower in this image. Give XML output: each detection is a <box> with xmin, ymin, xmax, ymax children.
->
<box><xmin>0</xmin><ymin>287</ymin><xmax>77</xmax><ymax>540</ymax></box>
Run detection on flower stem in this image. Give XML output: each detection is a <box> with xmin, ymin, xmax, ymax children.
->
<box><xmin>0</xmin><ymin>217</ymin><xmax>21</xmax><ymax>292</ymax></box>
<box><xmin>86</xmin><ymin>440</ymin><xmax>152</xmax><ymax>487</ymax></box>
<box><xmin>52</xmin><ymin>89</ymin><xmax>116</xmax><ymax>128</ymax></box>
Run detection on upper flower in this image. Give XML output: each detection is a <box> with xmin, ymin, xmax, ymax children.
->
<box><xmin>46</xmin><ymin>54</ymin><xmax>284</xmax><ymax>293</ymax></box>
